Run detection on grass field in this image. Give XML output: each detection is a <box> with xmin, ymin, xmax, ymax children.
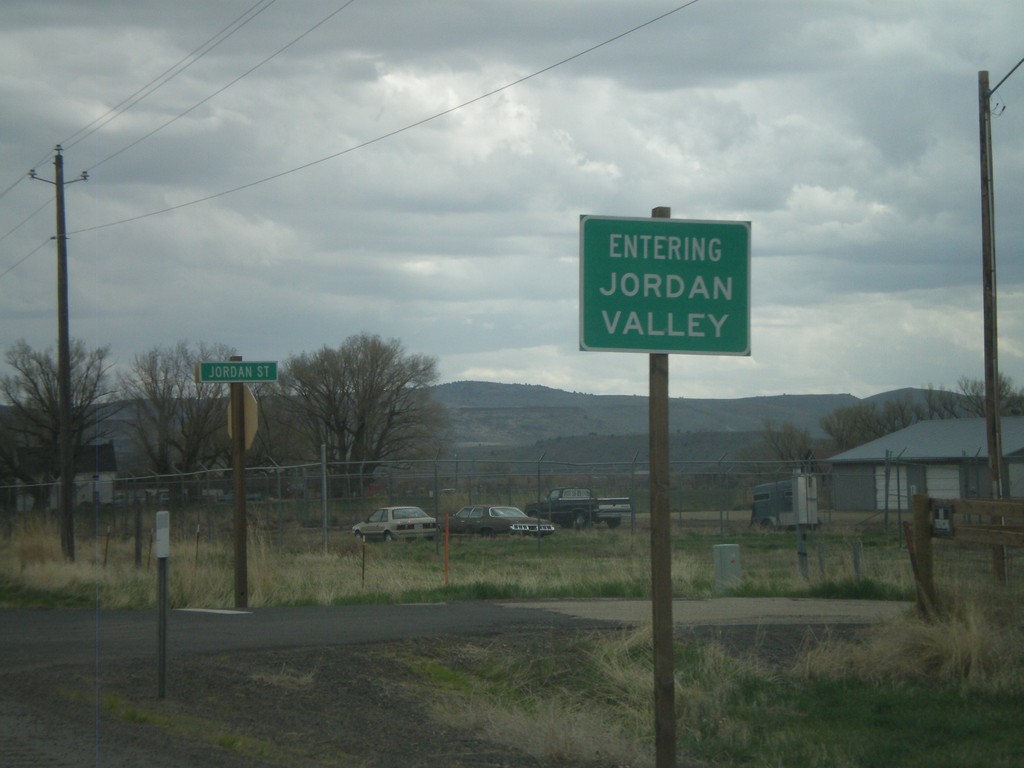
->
<box><xmin>1</xmin><ymin>506</ymin><xmax>914</xmax><ymax>609</ymax></box>
<box><xmin>2</xmin><ymin>508</ymin><xmax>1022</xmax><ymax>766</ymax></box>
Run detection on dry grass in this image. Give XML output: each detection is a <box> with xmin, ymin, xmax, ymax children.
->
<box><xmin>439</xmin><ymin>694</ymin><xmax>646</xmax><ymax>766</ymax></box>
<box><xmin>1</xmin><ymin>516</ymin><xmax>919</xmax><ymax>609</ymax></box>
<box><xmin>419</xmin><ymin>628</ymin><xmax>653</xmax><ymax>767</ymax></box>
<box><xmin>249</xmin><ymin>661</ymin><xmax>320</xmax><ymax>690</ymax></box>
<box><xmin>794</xmin><ymin>585</ymin><xmax>1024</xmax><ymax>693</ymax></box>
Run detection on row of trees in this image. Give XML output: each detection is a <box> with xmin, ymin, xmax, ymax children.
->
<box><xmin>0</xmin><ymin>334</ymin><xmax>447</xmax><ymax>558</ymax></box>
<box><xmin>760</xmin><ymin>375</ymin><xmax>1024</xmax><ymax>462</ymax></box>
<box><xmin>4</xmin><ymin>330</ymin><xmax>1023</xmax><ymax>556</ymax></box>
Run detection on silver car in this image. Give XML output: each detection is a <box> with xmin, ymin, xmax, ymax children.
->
<box><xmin>352</xmin><ymin>506</ymin><xmax>436</xmax><ymax>541</ymax></box>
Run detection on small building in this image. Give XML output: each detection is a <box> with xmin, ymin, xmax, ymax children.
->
<box><xmin>829</xmin><ymin>417</ymin><xmax>1024</xmax><ymax>511</ymax></box>
<box><xmin>14</xmin><ymin>441</ymin><xmax>119</xmax><ymax>511</ymax></box>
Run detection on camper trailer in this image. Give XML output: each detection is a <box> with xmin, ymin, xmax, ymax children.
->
<box><xmin>751</xmin><ymin>475</ymin><xmax>818</xmax><ymax>529</ymax></box>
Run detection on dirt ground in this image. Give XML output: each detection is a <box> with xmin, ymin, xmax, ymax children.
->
<box><xmin>0</xmin><ymin>614</ymin><xmax>881</xmax><ymax>768</ymax></box>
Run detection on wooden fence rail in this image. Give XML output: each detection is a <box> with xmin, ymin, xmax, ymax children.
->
<box><xmin>911</xmin><ymin>494</ymin><xmax>1024</xmax><ymax>617</ymax></box>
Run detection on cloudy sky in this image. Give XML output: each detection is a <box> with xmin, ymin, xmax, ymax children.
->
<box><xmin>1</xmin><ymin>0</ymin><xmax>1022</xmax><ymax>400</ymax></box>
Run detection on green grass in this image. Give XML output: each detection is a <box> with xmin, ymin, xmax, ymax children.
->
<box><xmin>807</xmin><ymin>577</ymin><xmax>913</xmax><ymax>601</ymax></box>
<box><xmin>0</xmin><ymin>518</ymin><xmax>916</xmax><ymax>608</ymax></box>
<box><xmin>399</xmin><ymin>622</ymin><xmax>1024</xmax><ymax>767</ymax></box>
<box><xmin>0</xmin><ymin>574</ymin><xmax>96</xmax><ymax>608</ymax></box>
<box><xmin>760</xmin><ymin>680</ymin><xmax>1024</xmax><ymax>767</ymax></box>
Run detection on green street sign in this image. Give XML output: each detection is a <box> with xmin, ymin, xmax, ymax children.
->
<box><xmin>195</xmin><ymin>360</ymin><xmax>278</xmax><ymax>383</ymax></box>
<box><xmin>579</xmin><ymin>215</ymin><xmax>751</xmax><ymax>355</ymax></box>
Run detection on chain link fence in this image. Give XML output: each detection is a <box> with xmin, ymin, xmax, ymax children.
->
<box><xmin>2</xmin><ymin>458</ymin><xmax>901</xmax><ymax>543</ymax></box>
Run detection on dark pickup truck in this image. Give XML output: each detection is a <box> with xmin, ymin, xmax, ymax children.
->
<box><xmin>524</xmin><ymin>487</ymin><xmax>630</xmax><ymax>529</ymax></box>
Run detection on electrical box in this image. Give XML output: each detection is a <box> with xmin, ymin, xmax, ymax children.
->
<box><xmin>713</xmin><ymin>544</ymin><xmax>741</xmax><ymax>593</ymax></box>
<box><xmin>793</xmin><ymin>473</ymin><xmax>819</xmax><ymax>527</ymax></box>
<box><xmin>932</xmin><ymin>504</ymin><xmax>953</xmax><ymax>536</ymax></box>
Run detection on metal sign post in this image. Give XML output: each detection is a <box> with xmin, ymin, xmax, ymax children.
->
<box><xmin>195</xmin><ymin>355</ymin><xmax>278</xmax><ymax>609</ymax></box>
<box><xmin>155</xmin><ymin>510</ymin><xmax>170</xmax><ymax>699</ymax></box>
<box><xmin>230</xmin><ymin>374</ymin><xmax>248</xmax><ymax>608</ymax></box>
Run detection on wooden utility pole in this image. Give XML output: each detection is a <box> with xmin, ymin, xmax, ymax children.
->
<box><xmin>579</xmin><ymin>204</ymin><xmax>749</xmax><ymax>768</ymax></box>
<box><xmin>978</xmin><ymin>70</ymin><xmax>1004</xmax><ymax>500</ymax></box>
<box><xmin>649</xmin><ymin>205</ymin><xmax>676</xmax><ymax>768</ymax></box>
<box><xmin>29</xmin><ymin>146</ymin><xmax>87</xmax><ymax>561</ymax></box>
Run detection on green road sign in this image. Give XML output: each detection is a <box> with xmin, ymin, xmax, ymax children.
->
<box><xmin>195</xmin><ymin>360</ymin><xmax>278</xmax><ymax>383</ymax></box>
<box><xmin>579</xmin><ymin>215</ymin><xmax>750</xmax><ymax>355</ymax></box>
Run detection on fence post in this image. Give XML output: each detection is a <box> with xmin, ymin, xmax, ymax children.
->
<box><xmin>910</xmin><ymin>494</ymin><xmax>936</xmax><ymax>618</ymax></box>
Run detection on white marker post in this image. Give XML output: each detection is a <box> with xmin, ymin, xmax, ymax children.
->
<box><xmin>155</xmin><ymin>510</ymin><xmax>170</xmax><ymax>699</ymax></box>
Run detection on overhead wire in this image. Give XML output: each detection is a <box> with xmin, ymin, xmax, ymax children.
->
<box><xmin>0</xmin><ymin>239</ymin><xmax>53</xmax><ymax>282</ymax></box>
<box><xmin>62</xmin><ymin>0</ymin><xmax>278</xmax><ymax>151</ymax></box>
<box><xmin>72</xmin><ymin>0</ymin><xmax>702</xmax><ymax>235</ymax></box>
<box><xmin>0</xmin><ymin>198</ymin><xmax>52</xmax><ymax>246</ymax></box>
<box><xmin>0</xmin><ymin>0</ymin><xmax>277</xmax><ymax>206</ymax></box>
<box><xmin>86</xmin><ymin>0</ymin><xmax>359</xmax><ymax>173</ymax></box>
<box><xmin>1</xmin><ymin>0</ymin><xmax>359</xmax><ymax>279</ymax></box>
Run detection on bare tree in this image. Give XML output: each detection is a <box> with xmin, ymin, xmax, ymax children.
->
<box><xmin>953</xmin><ymin>374</ymin><xmax>1024</xmax><ymax>417</ymax></box>
<box><xmin>119</xmin><ymin>341</ymin><xmax>235</xmax><ymax>475</ymax></box>
<box><xmin>957</xmin><ymin>375</ymin><xmax>987</xmax><ymax>418</ymax></box>
<box><xmin>877</xmin><ymin>393</ymin><xmax>925</xmax><ymax>435</ymax></box>
<box><xmin>820</xmin><ymin>403</ymin><xmax>876</xmax><ymax>452</ymax></box>
<box><xmin>0</xmin><ymin>339</ymin><xmax>115</xmax><ymax>556</ymax></box>
<box><xmin>278</xmin><ymin>334</ymin><xmax>445</xmax><ymax>490</ymax></box>
<box><xmin>922</xmin><ymin>384</ymin><xmax>966</xmax><ymax>419</ymax></box>
<box><xmin>761</xmin><ymin>419</ymin><xmax>813</xmax><ymax>462</ymax></box>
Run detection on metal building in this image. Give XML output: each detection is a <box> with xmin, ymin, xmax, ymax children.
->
<box><xmin>828</xmin><ymin>417</ymin><xmax>1024</xmax><ymax>511</ymax></box>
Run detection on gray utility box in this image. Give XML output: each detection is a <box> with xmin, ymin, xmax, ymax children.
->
<box><xmin>713</xmin><ymin>543</ymin><xmax>741</xmax><ymax>593</ymax></box>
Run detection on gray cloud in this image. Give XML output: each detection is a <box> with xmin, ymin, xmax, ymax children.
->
<box><xmin>2</xmin><ymin>1</ymin><xmax>1023</xmax><ymax>400</ymax></box>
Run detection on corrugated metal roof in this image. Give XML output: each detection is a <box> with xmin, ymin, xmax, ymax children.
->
<box><xmin>829</xmin><ymin>417</ymin><xmax>1024</xmax><ymax>462</ymax></box>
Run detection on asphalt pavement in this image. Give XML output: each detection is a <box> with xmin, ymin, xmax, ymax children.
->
<box><xmin>1</xmin><ymin>597</ymin><xmax>913</xmax><ymax>674</ymax></box>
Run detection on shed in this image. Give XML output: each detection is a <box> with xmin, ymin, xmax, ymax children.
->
<box><xmin>828</xmin><ymin>417</ymin><xmax>1024</xmax><ymax>511</ymax></box>
<box><xmin>14</xmin><ymin>441</ymin><xmax>119</xmax><ymax>511</ymax></box>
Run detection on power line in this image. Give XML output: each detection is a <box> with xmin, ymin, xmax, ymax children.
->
<box><xmin>63</xmin><ymin>0</ymin><xmax>278</xmax><ymax>151</ymax></box>
<box><xmin>86</xmin><ymin>0</ymin><xmax>358</xmax><ymax>173</ymax></box>
<box><xmin>989</xmin><ymin>55</ymin><xmax>1024</xmax><ymax>96</ymax></box>
<box><xmin>71</xmin><ymin>0</ymin><xmax>702</xmax><ymax>235</ymax></box>
<box><xmin>0</xmin><ymin>0</ymin><xmax>277</xmax><ymax>205</ymax></box>
<box><xmin>0</xmin><ymin>238</ymin><xmax>52</xmax><ymax>282</ymax></box>
<box><xmin>1</xmin><ymin>1</ymin><xmax>358</xmax><ymax>279</ymax></box>
<box><xmin>0</xmin><ymin>197</ymin><xmax>51</xmax><ymax>246</ymax></box>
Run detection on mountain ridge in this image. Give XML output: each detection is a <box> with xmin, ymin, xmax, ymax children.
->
<box><xmin>432</xmin><ymin>380</ymin><xmax>862</xmax><ymax>444</ymax></box>
<box><xmin>431</xmin><ymin>381</ymin><xmax>933</xmax><ymax>463</ymax></box>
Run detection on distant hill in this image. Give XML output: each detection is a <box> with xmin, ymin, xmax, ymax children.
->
<box><xmin>431</xmin><ymin>381</ymin><xmax>859</xmax><ymax>451</ymax></box>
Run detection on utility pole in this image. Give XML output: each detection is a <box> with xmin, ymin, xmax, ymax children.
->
<box><xmin>978</xmin><ymin>58</ymin><xmax>1023</xmax><ymax>500</ymax></box>
<box><xmin>978</xmin><ymin>71</ymin><xmax>1003</xmax><ymax>500</ymax></box>
<box><xmin>29</xmin><ymin>146</ymin><xmax>87</xmax><ymax>561</ymax></box>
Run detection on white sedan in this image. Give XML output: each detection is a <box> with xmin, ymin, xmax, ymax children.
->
<box><xmin>352</xmin><ymin>506</ymin><xmax>436</xmax><ymax>541</ymax></box>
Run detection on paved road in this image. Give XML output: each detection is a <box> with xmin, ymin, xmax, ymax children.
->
<box><xmin>1</xmin><ymin>597</ymin><xmax>912</xmax><ymax>673</ymax></box>
<box><xmin>512</xmin><ymin>596</ymin><xmax>913</xmax><ymax>626</ymax></box>
<box><xmin>0</xmin><ymin>601</ymin><xmax>605</xmax><ymax>673</ymax></box>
